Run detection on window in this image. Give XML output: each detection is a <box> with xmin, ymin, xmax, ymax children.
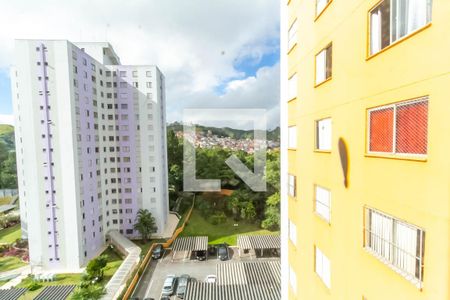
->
<box><xmin>289</xmin><ymin>266</ymin><xmax>297</xmax><ymax>294</ymax></box>
<box><xmin>119</xmin><ymin>71</ymin><xmax>127</xmax><ymax>77</ymax></box>
<box><xmin>315</xmin><ymin>118</ymin><xmax>332</xmax><ymax>151</ymax></box>
<box><xmin>315</xmin><ymin>185</ymin><xmax>331</xmax><ymax>222</ymax></box>
<box><xmin>368</xmin><ymin>97</ymin><xmax>428</xmax><ymax>155</ymax></box>
<box><xmin>120</xmin><ymin>82</ymin><xmax>127</xmax><ymax>88</ymax></box>
<box><xmin>316</xmin><ymin>0</ymin><xmax>331</xmax><ymax>16</ymax></box>
<box><xmin>288</xmin><ymin>74</ymin><xmax>297</xmax><ymax>101</ymax></box>
<box><xmin>288</xmin><ymin>126</ymin><xmax>297</xmax><ymax>149</ymax></box>
<box><xmin>288</xmin><ymin>19</ymin><xmax>298</xmax><ymax>51</ymax></box>
<box><xmin>370</xmin><ymin>0</ymin><xmax>432</xmax><ymax>55</ymax></box>
<box><xmin>132</xmin><ymin>71</ymin><xmax>138</xmax><ymax>77</ymax></box>
<box><xmin>288</xmin><ymin>174</ymin><xmax>296</xmax><ymax>198</ymax></box>
<box><xmin>315</xmin><ymin>246</ymin><xmax>331</xmax><ymax>288</ymax></box>
<box><xmin>315</xmin><ymin>44</ymin><xmax>332</xmax><ymax>85</ymax></box>
<box><xmin>106</xmin><ymin>71</ymin><xmax>111</xmax><ymax>77</ymax></box>
<box><xmin>289</xmin><ymin>220</ymin><xmax>297</xmax><ymax>246</ymax></box>
<box><xmin>364</xmin><ymin>207</ymin><xmax>425</xmax><ymax>285</ymax></box>
<box><xmin>147</xmin><ymin>93</ymin><xmax>153</xmax><ymax>100</ymax></box>
<box><xmin>146</xmin><ymin>82</ymin><xmax>152</xmax><ymax>88</ymax></box>
<box><xmin>146</xmin><ymin>71</ymin><xmax>152</xmax><ymax>77</ymax></box>
<box><xmin>133</xmin><ymin>82</ymin><xmax>139</xmax><ymax>88</ymax></box>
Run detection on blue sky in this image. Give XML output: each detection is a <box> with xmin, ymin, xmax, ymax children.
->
<box><xmin>0</xmin><ymin>70</ymin><xmax>12</xmax><ymax>115</ymax></box>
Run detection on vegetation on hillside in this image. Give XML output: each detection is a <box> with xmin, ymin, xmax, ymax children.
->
<box><xmin>167</xmin><ymin>122</ymin><xmax>280</xmax><ymax>141</ymax></box>
<box><xmin>167</xmin><ymin>128</ymin><xmax>280</xmax><ymax>231</ymax></box>
<box><xmin>0</xmin><ymin>125</ymin><xmax>17</xmax><ymax>189</ymax></box>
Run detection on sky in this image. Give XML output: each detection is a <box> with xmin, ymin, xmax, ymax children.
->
<box><xmin>0</xmin><ymin>0</ymin><xmax>280</xmax><ymax>129</ymax></box>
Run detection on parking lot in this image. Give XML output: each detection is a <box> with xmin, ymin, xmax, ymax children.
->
<box><xmin>143</xmin><ymin>247</ymin><xmax>240</xmax><ymax>299</ymax></box>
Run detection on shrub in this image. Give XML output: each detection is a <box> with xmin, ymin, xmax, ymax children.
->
<box><xmin>14</xmin><ymin>238</ymin><xmax>28</xmax><ymax>249</ymax></box>
<box><xmin>71</xmin><ymin>284</ymin><xmax>105</xmax><ymax>300</ymax></box>
<box><xmin>28</xmin><ymin>281</ymin><xmax>42</xmax><ymax>291</ymax></box>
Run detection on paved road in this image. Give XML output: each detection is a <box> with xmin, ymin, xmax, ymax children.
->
<box><xmin>131</xmin><ymin>258</ymin><xmax>158</xmax><ymax>299</ymax></box>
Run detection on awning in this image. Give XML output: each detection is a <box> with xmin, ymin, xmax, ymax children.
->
<box><xmin>237</xmin><ymin>235</ymin><xmax>280</xmax><ymax>250</ymax></box>
<box><xmin>172</xmin><ymin>236</ymin><xmax>208</xmax><ymax>252</ymax></box>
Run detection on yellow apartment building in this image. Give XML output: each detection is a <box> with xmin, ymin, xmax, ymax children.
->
<box><xmin>285</xmin><ymin>0</ymin><xmax>450</xmax><ymax>299</ymax></box>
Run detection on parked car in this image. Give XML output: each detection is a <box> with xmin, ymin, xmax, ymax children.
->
<box><xmin>152</xmin><ymin>244</ymin><xmax>164</xmax><ymax>260</ymax></box>
<box><xmin>204</xmin><ymin>275</ymin><xmax>217</xmax><ymax>283</ymax></box>
<box><xmin>196</xmin><ymin>250</ymin><xmax>206</xmax><ymax>261</ymax></box>
<box><xmin>161</xmin><ymin>274</ymin><xmax>177</xmax><ymax>296</ymax></box>
<box><xmin>217</xmin><ymin>243</ymin><xmax>229</xmax><ymax>261</ymax></box>
<box><xmin>176</xmin><ymin>274</ymin><xmax>190</xmax><ymax>299</ymax></box>
<box><xmin>208</xmin><ymin>245</ymin><xmax>217</xmax><ymax>256</ymax></box>
<box><xmin>160</xmin><ymin>297</ymin><xmax>170</xmax><ymax>300</ymax></box>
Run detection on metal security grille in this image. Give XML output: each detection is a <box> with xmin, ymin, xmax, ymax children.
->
<box><xmin>368</xmin><ymin>97</ymin><xmax>428</xmax><ymax>156</ymax></box>
<box><xmin>364</xmin><ymin>207</ymin><xmax>425</xmax><ymax>287</ymax></box>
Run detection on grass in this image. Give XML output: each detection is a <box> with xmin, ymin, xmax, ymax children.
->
<box><xmin>0</xmin><ymin>197</ymin><xmax>13</xmax><ymax>205</ymax></box>
<box><xmin>16</xmin><ymin>247</ymin><xmax>124</xmax><ymax>299</ymax></box>
<box><xmin>0</xmin><ymin>256</ymin><xmax>27</xmax><ymax>272</ymax></box>
<box><xmin>180</xmin><ymin>209</ymin><xmax>278</xmax><ymax>245</ymax></box>
<box><xmin>17</xmin><ymin>273</ymin><xmax>82</xmax><ymax>300</ymax></box>
<box><xmin>0</xmin><ymin>224</ymin><xmax>21</xmax><ymax>244</ymax></box>
<box><xmin>102</xmin><ymin>247</ymin><xmax>124</xmax><ymax>281</ymax></box>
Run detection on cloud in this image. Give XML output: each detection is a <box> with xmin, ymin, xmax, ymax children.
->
<box><xmin>0</xmin><ymin>0</ymin><xmax>280</xmax><ymax>129</ymax></box>
<box><xmin>0</xmin><ymin>114</ymin><xmax>14</xmax><ymax>126</ymax></box>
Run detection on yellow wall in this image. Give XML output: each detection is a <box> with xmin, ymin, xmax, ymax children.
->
<box><xmin>287</xmin><ymin>0</ymin><xmax>450</xmax><ymax>299</ymax></box>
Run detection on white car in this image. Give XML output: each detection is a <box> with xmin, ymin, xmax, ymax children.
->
<box><xmin>161</xmin><ymin>274</ymin><xmax>177</xmax><ymax>296</ymax></box>
<box><xmin>204</xmin><ymin>275</ymin><xmax>217</xmax><ymax>283</ymax></box>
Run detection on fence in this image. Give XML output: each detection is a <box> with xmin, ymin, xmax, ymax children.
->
<box><xmin>121</xmin><ymin>194</ymin><xmax>196</xmax><ymax>300</ymax></box>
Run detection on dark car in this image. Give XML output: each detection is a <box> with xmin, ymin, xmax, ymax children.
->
<box><xmin>217</xmin><ymin>243</ymin><xmax>229</xmax><ymax>261</ymax></box>
<box><xmin>152</xmin><ymin>244</ymin><xmax>164</xmax><ymax>260</ymax></box>
<box><xmin>160</xmin><ymin>297</ymin><xmax>170</xmax><ymax>300</ymax></box>
<box><xmin>196</xmin><ymin>250</ymin><xmax>206</xmax><ymax>261</ymax></box>
<box><xmin>208</xmin><ymin>245</ymin><xmax>217</xmax><ymax>256</ymax></box>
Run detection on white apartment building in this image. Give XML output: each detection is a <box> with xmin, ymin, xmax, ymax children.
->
<box><xmin>11</xmin><ymin>40</ymin><xmax>169</xmax><ymax>272</ymax></box>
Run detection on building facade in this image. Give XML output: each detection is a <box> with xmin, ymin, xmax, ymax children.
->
<box><xmin>11</xmin><ymin>40</ymin><xmax>169</xmax><ymax>272</ymax></box>
<box><xmin>285</xmin><ymin>0</ymin><xmax>449</xmax><ymax>299</ymax></box>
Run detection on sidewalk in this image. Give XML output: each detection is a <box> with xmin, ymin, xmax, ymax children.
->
<box><xmin>0</xmin><ymin>265</ymin><xmax>30</xmax><ymax>290</ymax></box>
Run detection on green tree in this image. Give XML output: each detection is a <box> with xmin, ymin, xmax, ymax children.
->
<box><xmin>262</xmin><ymin>192</ymin><xmax>280</xmax><ymax>230</ymax></box>
<box><xmin>86</xmin><ymin>255</ymin><xmax>108</xmax><ymax>280</ymax></box>
<box><xmin>133</xmin><ymin>209</ymin><xmax>157</xmax><ymax>242</ymax></box>
<box><xmin>71</xmin><ymin>284</ymin><xmax>106</xmax><ymax>300</ymax></box>
<box><xmin>241</xmin><ymin>201</ymin><xmax>257</xmax><ymax>221</ymax></box>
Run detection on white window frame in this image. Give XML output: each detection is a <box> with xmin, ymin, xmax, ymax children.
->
<box><xmin>289</xmin><ymin>265</ymin><xmax>297</xmax><ymax>294</ymax></box>
<box><xmin>288</xmin><ymin>73</ymin><xmax>298</xmax><ymax>101</ymax></box>
<box><xmin>315</xmin><ymin>118</ymin><xmax>332</xmax><ymax>151</ymax></box>
<box><xmin>364</xmin><ymin>207</ymin><xmax>425</xmax><ymax>287</ymax></box>
<box><xmin>315</xmin><ymin>44</ymin><xmax>332</xmax><ymax>85</ymax></box>
<box><xmin>316</xmin><ymin>0</ymin><xmax>330</xmax><ymax>16</ymax></box>
<box><xmin>369</xmin><ymin>0</ymin><xmax>432</xmax><ymax>55</ymax></box>
<box><xmin>315</xmin><ymin>246</ymin><xmax>331</xmax><ymax>288</ymax></box>
<box><xmin>315</xmin><ymin>185</ymin><xmax>331</xmax><ymax>222</ymax></box>
<box><xmin>288</xmin><ymin>19</ymin><xmax>298</xmax><ymax>51</ymax></box>
<box><xmin>288</xmin><ymin>125</ymin><xmax>297</xmax><ymax>149</ymax></box>
<box><xmin>288</xmin><ymin>219</ymin><xmax>297</xmax><ymax>246</ymax></box>
<box><xmin>288</xmin><ymin>174</ymin><xmax>296</xmax><ymax>198</ymax></box>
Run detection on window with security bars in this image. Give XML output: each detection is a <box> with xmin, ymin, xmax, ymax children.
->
<box><xmin>288</xmin><ymin>174</ymin><xmax>296</xmax><ymax>197</ymax></box>
<box><xmin>368</xmin><ymin>97</ymin><xmax>428</xmax><ymax>155</ymax></box>
<box><xmin>315</xmin><ymin>185</ymin><xmax>331</xmax><ymax>222</ymax></box>
<box><xmin>364</xmin><ymin>207</ymin><xmax>425</xmax><ymax>286</ymax></box>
